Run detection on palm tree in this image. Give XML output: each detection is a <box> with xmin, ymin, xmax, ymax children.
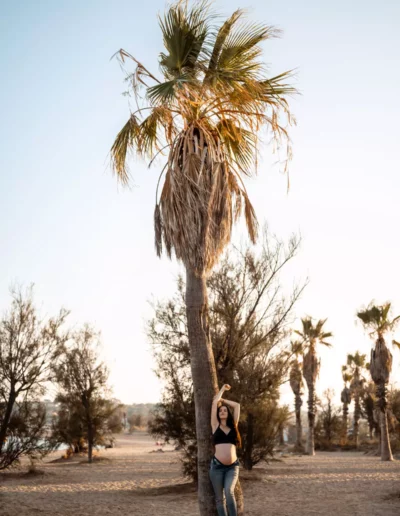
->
<box><xmin>346</xmin><ymin>352</ymin><xmax>367</xmax><ymax>448</ymax></box>
<box><xmin>340</xmin><ymin>366</ymin><xmax>352</xmax><ymax>446</ymax></box>
<box><xmin>295</xmin><ymin>317</ymin><xmax>333</xmax><ymax>456</ymax></box>
<box><xmin>289</xmin><ymin>341</ymin><xmax>304</xmax><ymax>452</ymax></box>
<box><xmin>110</xmin><ymin>2</ymin><xmax>296</xmax><ymax>513</ymax></box>
<box><xmin>356</xmin><ymin>302</ymin><xmax>400</xmax><ymax>461</ymax></box>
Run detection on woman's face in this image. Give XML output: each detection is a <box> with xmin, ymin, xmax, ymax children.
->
<box><xmin>218</xmin><ymin>405</ymin><xmax>228</xmax><ymax>421</ymax></box>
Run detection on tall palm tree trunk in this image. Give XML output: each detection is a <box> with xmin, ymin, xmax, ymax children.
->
<box><xmin>294</xmin><ymin>393</ymin><xmax>303</xmax><ymax>451</ymax></box>
<box><xmin>341</xmin><ymin>401</ymin><xmax>349</xmax><ymax>446</ymax></box>
<box><xmin>353</xmin><ymin>393</ymin><xmax>361</xmax><ymax>448</ymax></box>
<box><xmin>186</xmin><ymin>269</ymin><xmax>244</xmax><ymax>515</ymax></box>
<box><xmin>306</xmin><ymin>382</ymin><xmax>316</xmax><ymax>456</ymax></box>
<box><xmin>376</xmin><ymin>383</ymin><xmax>393</xmax><ymax>461</ymax></box>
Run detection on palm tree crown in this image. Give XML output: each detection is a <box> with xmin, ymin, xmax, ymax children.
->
<box><xmin>111</xmin><ymin>0</ymin><xmax>296</xmax><ymax>273</ymax></box>
<box><xmin>295</xmin><ymin>317</ymin><xmax>333</xmax><ymax>350</ymax></box>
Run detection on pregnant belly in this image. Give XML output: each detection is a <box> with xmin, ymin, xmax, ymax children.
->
<box><xmin>214</xmin><ymin>443</ymin><xmax>237</xmax><ymax>465</ymax></box>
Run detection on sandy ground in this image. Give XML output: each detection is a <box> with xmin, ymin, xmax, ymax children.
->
<box><xmin>0</xmin><ymin>433</ymin><xmax>399</xmax><ymax>516</ymax></box>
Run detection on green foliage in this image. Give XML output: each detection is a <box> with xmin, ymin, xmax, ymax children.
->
<box><xmin>0</xmin><ymin>285</ymin><xmax>68</xmax><ymax>469</ymax></box>
<box><xmin>147</xmin><ymin>230</ymin><xmax>305</xmax><ymax>479</ymax></box>
<box><xmin>52</xmin><ymin>326</ymin><xmax>120</xmax><ymax>461</ymax></box>
<box><xmin>315</xmin><ymin>390</ymin><xmax>342</xmax><ymax>450</ymax></box>
<box><xmin>357</xmin><ymin>302</ymin><xmax>400</xmax><ymax>338</ymax></box>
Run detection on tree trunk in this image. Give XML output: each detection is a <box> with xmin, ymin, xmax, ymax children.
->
<box><xmin>353</xmin><ymin>394</ymin><xmax>360</xmax><ymax>448</ymax></box>
<box><xmin>380</xmin><ymin>410</ymin><xmax>393</xmax><ymax>461</ymax></box>
<box><xmin>306</xmin><ymin>382</ymin><xmax>316</xmax><ymax>456</ymax></box>
<box><xmin>87</xmin><ymin>418</ymin><xmax>94</xmax><ymax>464</ymax></box>
<box><xmin>243</xmin><ymin>412</ymin><xmax>254</xmax><ymax>471</ymax></box>
<box><xmin>0</xmin><ymin>389</ymin><xmax>16</xmax><ymax>455</ymax></box>
<box><xmin>295</xmin><ymin>393</ymin><xmax>303</xmax><ymax>452</ymax></box>
<box><xmin>375</xmin><ymin>383</ymin><xmax>393</xmax><ymax>461</ymax></box>
<box><xmin>235</xmin><ymin>479</ymin><xmax>244</xmax><ymax>516</ymax></box>
<box><xmin>186</xmin><ymin>269</ymin><xmax>245</xmax><ymax>515</ymax></box>
<box><xmin>341</xmin><ymin>402</ymin><xmax>349</xmax><ymax>446</ymax></box>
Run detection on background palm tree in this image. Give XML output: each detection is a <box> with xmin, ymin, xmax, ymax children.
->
<box><xmin>357</xmin><ymin>302</ymin><xmax>400</xmax><ymax>461</ymax></box>
<box><xmin>289</xmin><ymin>341</ymin><xmax>304</xmax><ymax>452</ymax></box>
<box><xmin>340</xmin><ymin>366</ymin><xmax>352</xmax><ymax>446</ymax></box>
<box><xmin>346</xmin><ymin>351</ymin><xmax>367</xmax><ymax>448</ymax></box>
<box><xmin>110</xmin><ymin>2</ymin><xmax>296</xmax><ymax>513</ymax></box>
<box><xmin>295</xmin><ymin>317</ymin><xmax>333</xmax><ymax>456</ymax></box>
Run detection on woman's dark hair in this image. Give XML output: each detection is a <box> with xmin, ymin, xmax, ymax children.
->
<box><xmin>217</xmin><ymin>404</ymin><xmax>242</xmax><ymax>448</ymax></box>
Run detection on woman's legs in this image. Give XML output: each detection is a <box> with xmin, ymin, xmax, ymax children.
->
<box><xmin>209</xmin><ymin>463</ymin><xmax>228</xmax><ymax>516</ymax></box>
<box><xmin>224</xmin><ymin>464</ymin><xmax>239</xmax><ymax>516</ymax></box>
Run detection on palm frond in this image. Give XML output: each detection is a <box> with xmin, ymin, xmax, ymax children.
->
<box><xmin>158</xmin><ymin>0</ymin><xmax>210</xmax><ymax>77</ymax></box>
<box><xmin>110</xmin><ymin>114</ymin><xmax>140</xmax><ymax>184</ymax></box>
<box><xmin>204</xmin><ymin>9</ymin><xmax>244</xmax><ymax>82</ymax></box>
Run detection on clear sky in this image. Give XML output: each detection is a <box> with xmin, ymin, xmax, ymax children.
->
<box><xmin>1</xmin><ymin>0</ymin><xmax>400</xmax><ymax>405</ymax></box>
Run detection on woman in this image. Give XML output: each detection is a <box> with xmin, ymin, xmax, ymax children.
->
<box><xmin>210</xmin><ymin>384</ymin><xmax>241</xmax><ymax>516</ymax></box>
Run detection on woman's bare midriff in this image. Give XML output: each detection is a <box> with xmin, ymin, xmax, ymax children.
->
<box><xmin>214</xmin><ymin>443</ymin><xmax>237</xmax><ymax>465</ymax></box>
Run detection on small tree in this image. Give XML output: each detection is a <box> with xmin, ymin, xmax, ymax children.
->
<box><xmin>53</xmin><ymin>326</ymin><xmax>118</xmax><ymax>463</ymax></box>
<box><xmin>340</xmin><ymin>367</ymin><xmax>352</xmax><ymax>445</ymax></box>
<box><xmin>361</xmin><ymin>381</ymin><xmax>378</xmax><ymax>440</ymax></box>
<box><xmin>315</xmin><ymin>389</ymin><xmax>341</xmax><ymax>450</ymax></box>
<box><xmin>346</xmin><ymin>352</ymin><xmax>367</xmax><ymax>448</ymax></box>
<box><xmin>0</xmin><ymin>285</ymin><xmax>68</xmax><ymax>468</ymax></box>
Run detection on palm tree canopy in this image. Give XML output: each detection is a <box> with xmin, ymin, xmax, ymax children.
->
<box><xmin>347</xmin><ymin>351</ymin><xmax>367</xmax><ymax>369</ymax></box>
<box><xmin>357</xmin><ymin>302</ymin><xmax>400</xmax><ymax>340</ymax></box>
<box><xmin>294</xmin><ymin>316</ymin><xmax>333</xmax><ymax>349</ymax></box>
<box><xmin>111</xmin><ymin>1</ymin><xmax>296</xmax><ymax>273</ymax></box>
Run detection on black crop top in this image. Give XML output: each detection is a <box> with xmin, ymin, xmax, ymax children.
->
<box><xmin>212</xmin><ymin>425</ymin><xmax>237</xmax><ymax>446</ymax></box>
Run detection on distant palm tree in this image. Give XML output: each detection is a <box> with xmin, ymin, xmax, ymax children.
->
<box><xmin>110</xmin><ymin>2</ymin><xmax>296</xmax><ymax>513</ymax></box>
<box><xmin>357</xmin><ymin>302</ymin><xmax>400</xmax><ymax>461</ymax></box>
<box><xmin>295</xmin><ymin>317</ymin><xmax>333</xmax><ymax>455</ymax></box>
<box><xmin>340</xmin><ymin>367</ymin><xmax>352</xmax><ymax>446</ymax></box>
<box><xmin>346</xmin><ymin>352</ymin><xmax>367</xmax><ymax>448</ymax></box>
<box><xmin>289</xmin><ymin>341</ymin><xmax>304</xmax><ymax>452</ymax></box>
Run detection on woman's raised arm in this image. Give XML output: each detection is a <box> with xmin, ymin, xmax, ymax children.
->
<box><xmin>211</xmin><ymin>384</ymin><xmax>231</xmax><ymax>432</ymax></box>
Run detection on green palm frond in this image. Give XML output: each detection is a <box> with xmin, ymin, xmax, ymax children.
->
<box><xmin>110</xmin><ymin>114</ymin><xmax>140</xmax><ymax>184</ymax></box>
<box><xmin>295</xmin><ymin>316</ymin><xmax>333</xmax><ymax>349</ymax></box>
<box><xmin>158</xmin><ymin>0</ymin><xmax>210</xmax><ymax>77</ymax></box>
<box><xmin>357</xmin><ymin>301</ymin><xmax>400</xmax><ymax>338</ymax></box>
<box><xmin>205</xmin><ymin>9</ymin><xmax>244</xmax><ymax>82</ymax></box>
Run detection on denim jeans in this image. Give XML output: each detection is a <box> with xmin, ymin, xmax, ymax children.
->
<box><xmin>209</xmin><ymin>456</ymin><xmax>239</xmax><ymax>516</ymax></box>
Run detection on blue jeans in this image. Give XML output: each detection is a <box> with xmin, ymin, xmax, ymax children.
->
<box><xmin>209</xmin><ymin>456</ymin><xmax>239</xmax><ymax>516</ymax></box>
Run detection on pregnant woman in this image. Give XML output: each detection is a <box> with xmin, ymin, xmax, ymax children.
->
<box><xmin>210</xmin><ymin>384</ymin><xmax>241</xmax><ymax>516</ymax></box>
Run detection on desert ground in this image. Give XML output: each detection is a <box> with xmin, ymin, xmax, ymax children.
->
<box><xmin>1</xmin><ymin>433</ymin><xmax>399</xmax><ymax>516</ymax></box>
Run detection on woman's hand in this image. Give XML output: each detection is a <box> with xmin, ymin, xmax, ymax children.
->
<box><xmin>213</xmin><ymin>384</ymin><xmax>231</xmax><ymax>402</ymax></box>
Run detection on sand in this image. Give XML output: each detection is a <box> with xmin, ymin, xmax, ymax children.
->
<box><xmin>0</xmin><ymin>433</ymin><xmax>399</xmax><ymax>516</ymax></box>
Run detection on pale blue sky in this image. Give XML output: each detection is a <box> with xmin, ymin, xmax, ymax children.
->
<box><xmin>1</xmin><ymin>0</ymin><xmax>400</xmax><ymax>404</ymax></box>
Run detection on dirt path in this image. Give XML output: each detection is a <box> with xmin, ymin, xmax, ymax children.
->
<box><xmin>0</xmin><ymin>434</ymin><xmax>399</xmax><ymax>515</ymax></box>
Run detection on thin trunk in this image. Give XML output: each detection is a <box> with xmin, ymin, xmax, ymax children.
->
<box><xmin>376</xmin><ymin>383</ymin><xmax>393</xmax><ymax>461</ymax></box>
<box><xmin>279</xmin><ymin>425</ymin><xmax>285</xmax><ymax>446</ymax></box>
<box><xmin>306</xmin><ymin>382</ymin><xmax>316</xmax><ymax>456</ymax></box>
<box><xmin>353</xmin><ymin>394</ymin><xmax>361</xmax><ymax>448</ymax></box>
<box><xmin>341</xmin><ymin>402</ymin><xmax>349</xmax><ymax>445</ymax></box>
<box><xmin>0</xmin><ymin>388</ymin><xmax>16</xmax><ymax>455</ymax></box>
<box><xmin>243</xmin><ymin>413</ymin><xmax>254</xmax><ymax>471</ymax></box>
<box><xmin>87</xmin><ymin>418</ymin><xmax>94</xmax><ymax>464</ymax></box>
<box><xmin>82</xmin><ymin>396</ymin><xmax>94</xmax><ymax>464</ymax></box>
<box><xmin>295</xmin><ymin>393</ymin><xmax>303</xmax><ymax>451</ymax></box>
<box><xmin>186</xmin><ymin>269</ymin><xmax>245</xmax><ymax>515</ymax></box>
